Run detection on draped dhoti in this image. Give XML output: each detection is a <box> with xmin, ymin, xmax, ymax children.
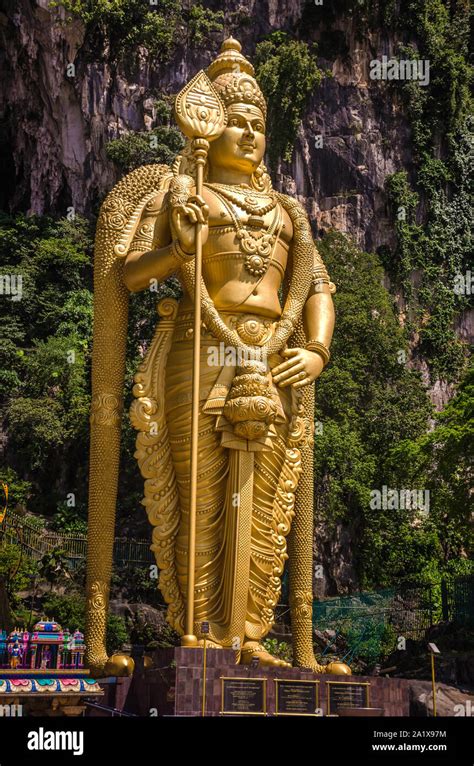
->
<box><xmin>162</xmin><ymin>308</ymin><xmax>304</xmax><ymax>647</ymax></box>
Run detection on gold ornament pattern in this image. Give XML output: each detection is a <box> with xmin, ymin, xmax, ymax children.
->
<box><xmin>174</xmin><ymin>70</ymin><xmax>227</xmax><ymax>142</ymax></box>
<box><xmin>86</xmin><ymin>164</ymin><xmax>173</xmax><ymax>675</ymax></box>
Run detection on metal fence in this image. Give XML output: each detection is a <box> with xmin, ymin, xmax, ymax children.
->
<box><xmin>442</xmin><ymin>575</ymin><xmax>474</xmax><ymax>626</ymax></box>
<box><xmin>0</xmin><ymin>511</ymin><xmax>154</xmax><ymax>570</ymax></box>
<box><xmin>279</xmin><ymin>576</ymin><xmax>436</xmax><ymax>639</ymax></box>
<box><xmin>274</xmin><ymin>576</ymin><xmax>467</xmax><ymax>664</ymax></box>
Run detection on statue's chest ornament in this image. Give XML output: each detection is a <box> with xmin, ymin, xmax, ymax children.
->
<box><xmin>206</xmin><ymin>183</ymin><xmax>282</xmax><ymax>276</ymax></box>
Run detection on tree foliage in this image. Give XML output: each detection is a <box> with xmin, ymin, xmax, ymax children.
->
<box><xmin>106</xmin><ymin>101</ymin><xmax>185</xmax><ymax>172</ymax></box>
<box><xmin>255</xmin><ymin>32</ymin><xmax>324</xmax><ymax>169</ymax></box>
<box><xmin>42</xmin><ymin>593</ymin><xmax>129</xmax><ymax>654</ymax></box>
<box><xmin>381</xmin><ymin>0</ymin><xmax>473</xmax><ymax>381</ymax></box>
<box><xmin>0</xmin><ymin>214</ymin><xmax>92</xmax><ymax>512</ymax></box>
<box><xmin>51</xmin><ymin>0</ymin><xmax>224</xmax><ymax>61</ymax></box>
<box><xmin>315</xmin><ymin>232</ymin><xmax>470</xmax><ymax>588</ymax></box>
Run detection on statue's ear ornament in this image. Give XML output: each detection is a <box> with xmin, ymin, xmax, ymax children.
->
<box><xmin>250</xmin><ymin>161</ymin><xmax>272</xmax><ymax>193</ymax></box>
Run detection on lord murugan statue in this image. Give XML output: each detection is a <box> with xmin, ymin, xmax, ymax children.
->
<box><xmin>85</xmin><ymin>38</ymin><xmax>345</xmax><ymax>677</ymax></box>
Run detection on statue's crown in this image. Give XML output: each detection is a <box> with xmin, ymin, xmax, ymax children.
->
<box><xmin>207</xmin><ymin>37</ymin><xmax>267</xmax><ymax>120</ymax></box>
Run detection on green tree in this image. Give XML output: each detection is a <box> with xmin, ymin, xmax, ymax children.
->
<box><xmin>37</xmin><ymin>548</ymin><xmax>71</xmax><ymax>591</ymax></box>
<box><xmin>388</xmin><ymin>360</ymin><xmax>474</xmax><ymax>573</ymax></box>
<box><xmin>42</xmin><ymin>593</ymin><xmax>129</xmax><ymax>654</ymax></box>
<box><xmin>255</xmin><ymin>32</ymin><xmax>324</xmax><ymax>168</ymax></box>
<box><xmin>106</xmin><ymin>123</ymin><xmax>184</xmax><ymax>172</ymax></box>
<box><xmin>0</xmin><ymin>214</ymin><xmax>93</xmax><ymax>517</ymax></box>
<box><xmin>315</xmin><ymin>232</ymin><xmax>434</xmax><ymax>588</ymax></box>
<box><xmin>0</xmin><ymin>543</ymin><xmax>36</xmax><ymax>603</ymax></box>
<box><xmin>51</xmin><ymin>0</ymin><xmax>223</xmax><ymax>62</ymax></box>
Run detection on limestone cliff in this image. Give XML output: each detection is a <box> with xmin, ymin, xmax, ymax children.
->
<box><xmin>1</xmin><ymin>0</ymin><xmax>412</xmax><ymax>253</ymax></box>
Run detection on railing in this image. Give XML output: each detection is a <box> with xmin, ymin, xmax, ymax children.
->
<box><xmin>85</xmin><ymin>701</ymin><xmax>138</xmax><ymax>717</ymax></box>
<box><xmin>442</xmin><ymin>575</ymin><xmax>474</xmax><ymax>625</ymax></box>
<box><xmin>276</xmin><ymin>575</ymin><xmax>474</xmax><ymax>665</ymax></box>
<box><xmin>0</xmin><ymin>511</ymin><xmax>154</xmax><ymax>569</ymax></box>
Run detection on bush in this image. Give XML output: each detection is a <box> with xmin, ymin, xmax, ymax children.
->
<box><xmin>41</xmin><ymin>593</ymin><xmax>129</xmax><ymax>655</ymax></box>
<box><xmin>37</xmin><ymin>548</ymin><xmax>71</xmax><ymax>590</ymax></box>
<box><xmin>0</xmin><ymin>543</ymin><xmax>36</xmax><ymax>603</ymax></box>
<box><xmin>261</xmin><ymin>638</ymin><xmax>293</xmax><ymax>663</ymax></box>
<box><xmin>106</xmin><ymin>125</ymin><xmax>184</xmax><ymax>172</ymax></box>
<box><xmin>255</xmin><ymin>32</ymin><xmax>324</xmax><ymax>168</ymax></box>
<box><xmin>51</xmin><ymin>503</ymin><xmax>88</xmax><ymax>535</ymax></box>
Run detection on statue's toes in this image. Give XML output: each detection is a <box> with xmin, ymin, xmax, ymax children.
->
<box><xmin>103</xmin><ymin>653</ymin><xmax>135</xmax><ymax>678</ymax></box>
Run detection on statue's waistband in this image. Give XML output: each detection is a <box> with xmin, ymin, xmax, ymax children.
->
<box><xmin>172</xmin><ymin>309</ymin><xmax>279</xmax><ymax>346</ymax></box>
<box><xmin>167</xmin><ymin>308</ymin><xmax>293</xmax><ymax>452</ymax></box>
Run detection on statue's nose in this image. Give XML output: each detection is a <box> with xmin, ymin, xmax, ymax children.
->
<box><xmin>244</xmin><ymin>122</ymin><xmax>255</xmax><ymax>137</ymax></box>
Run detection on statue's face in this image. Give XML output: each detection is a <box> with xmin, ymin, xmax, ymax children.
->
<box><xmin>208</xmin><ymin>103</ymin><xmax>266</xmax><ymax>176</ymax></box>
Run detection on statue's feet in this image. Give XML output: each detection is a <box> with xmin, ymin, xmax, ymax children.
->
<box><xmin>103</xmin><ymin>653</ymin><xmax>135</xmax><ymax>678</ymax></box>
<box><xmin>240</xmin><ymin>642</ymin><xmax>291</xmax><ymax>668</ymax></box>
<box><xmin>323</xmin><ymin>661</ymin><xmax>352</xmax><ymax>675</ymax></box>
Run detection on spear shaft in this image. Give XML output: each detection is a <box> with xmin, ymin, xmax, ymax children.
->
<box><xmin>183</xmin><ymin>142</ymin><xmax>207</xmax><ymax>645</ymax></box>
<box><xmin>173</xmin><ymin>70</ymin><xmax>226</xmax><ymax>648</ymax></box>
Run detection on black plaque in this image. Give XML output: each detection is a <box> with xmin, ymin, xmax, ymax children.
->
<box><xmin>221</xmin><ymin>677</ymin><xmax>266</xmax><ymax>715</ymax></box>
<box><xmin>275</xmin><ymin>680</ymin><xmax>320</xmax><ymax>716</ymax></box>
<box><xmin>326</xmin><ymin>681</ymin><xmax>370</xmax><ymax>715</ymax></box>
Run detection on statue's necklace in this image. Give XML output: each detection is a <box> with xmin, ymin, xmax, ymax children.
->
<box><xmin>207</xmin><ymin>185</ymin><xmax>281</xmax><ymax>277</ymax></box>
<box><xmin>207</xmin><ymin>183</ymin><xmax>277</xmax><ymax>216</ymax></box>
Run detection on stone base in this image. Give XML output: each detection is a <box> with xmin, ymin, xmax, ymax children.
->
<box><xmin>124</xmin><ymin>647</ymin><xmax>410</xmax><ymax>717</ymax></box>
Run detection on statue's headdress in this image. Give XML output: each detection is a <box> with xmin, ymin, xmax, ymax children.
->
<box><xmin>173</xmin><ymin>37</ymin><xmax>271</xmax><ymax>192</ymax></box>
<box><xmin>206</xmin><ymin>37</ymin><xmax>267</xmax><ymax>120</ymax></box>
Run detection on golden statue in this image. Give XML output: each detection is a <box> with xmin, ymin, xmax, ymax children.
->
<box><xmin>85</xmin><ymin>38</ymin><xmax>347</xmax><ymax>677</ymax></box>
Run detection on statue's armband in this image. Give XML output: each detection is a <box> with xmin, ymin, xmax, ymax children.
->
<box><xmin>308</xmin><ymin>245</ymin><xmax>336</xmax><ymax>296</ymax></box>
<box><xmin>128</xmin><ymin>191</ymin><xmax>170</xmax><ymax>256</ymax></box>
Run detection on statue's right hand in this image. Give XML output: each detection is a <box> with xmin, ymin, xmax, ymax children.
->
<box><xmin>170</xmin><ymin>194</ymin><xmax>209</xmax><ymax>255</ymax></box>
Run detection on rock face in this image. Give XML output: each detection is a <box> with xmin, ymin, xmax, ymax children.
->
<box><xmin>313</xmin><ymin>519</ymin><xmax>359</xmax><ymax>596</ymax></box>
<box><xmin>109</xmin><ymin>600</ymin><xmax>167</xmax><ymax>633</ymax></box>
<box><xmin>408</xmin><ymin>679</ymin><xmax>474</xmax><ymax>717</ymax></box>
<box><xmin>1</xmin><ymin>0</ymin><xmax>410</xmax><ymax>253</ymax></box>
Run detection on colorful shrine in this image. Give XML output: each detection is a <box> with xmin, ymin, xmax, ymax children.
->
<box><xmin>0</xmin><ymin>620</ymin><xmax>85</xmax><ymax>671</ymax></box>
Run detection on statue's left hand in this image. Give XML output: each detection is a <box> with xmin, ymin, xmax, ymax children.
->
<box><xmin>271</xmin><ymin>348</ymin><xmax>324</xmax><ymax>388</ymax></box>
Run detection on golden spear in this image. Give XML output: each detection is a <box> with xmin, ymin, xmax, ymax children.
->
<box><xmin>174</xmin><ymin>71</ymin><xmax>226</xmax><ymax>646</ymax></box>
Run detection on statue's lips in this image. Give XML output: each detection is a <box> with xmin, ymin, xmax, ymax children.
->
<box><xmin>239</xmin><ymin>142</ymin><xmax>256</xmax><ymax>151</ymax></box>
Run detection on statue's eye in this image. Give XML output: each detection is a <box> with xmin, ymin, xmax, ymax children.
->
<box><xmin>229</xmin><ymin>118</ymin><xmax>240</xmax><ymax>127</ymax></box>
<box><xmin>255</xmin><ymin>123</ymin><xmax>264</xmax><ymax>132</ymax></box>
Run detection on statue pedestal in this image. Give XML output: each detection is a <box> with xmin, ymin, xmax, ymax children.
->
<box><xmin>122</xmin><ymin>647</ymin><xmax>410</xmax><ymax>717</ymax></box>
